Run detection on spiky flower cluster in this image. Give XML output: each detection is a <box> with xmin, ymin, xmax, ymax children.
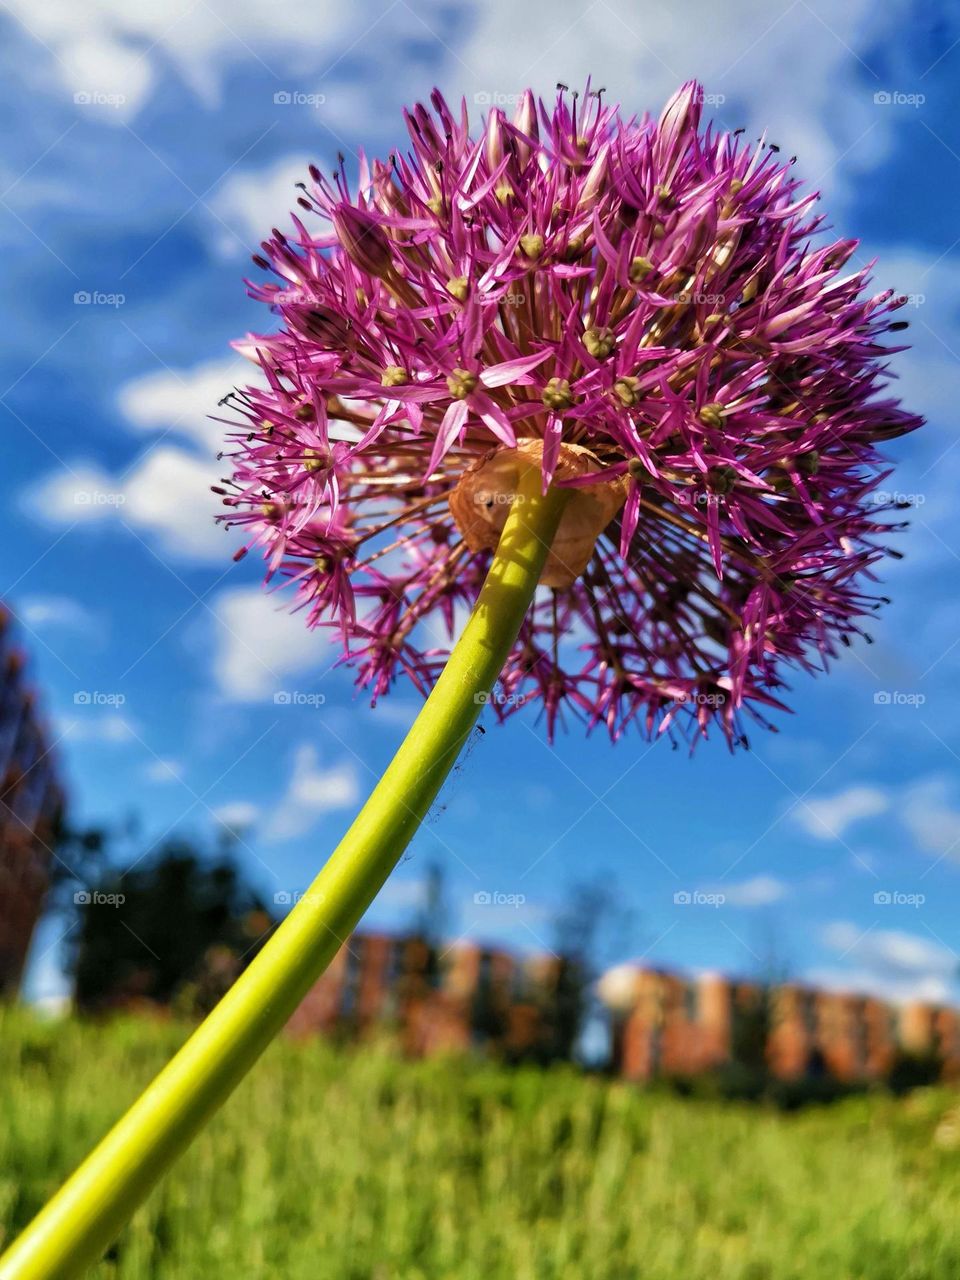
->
<box><xmin>218</xmin><ymin>81</ymin><xmax>921</xmax><ymax>746</ymax></box>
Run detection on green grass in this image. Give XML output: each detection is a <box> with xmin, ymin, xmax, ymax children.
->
<box><xmin>3</xmin><ymin>1009</ymin><xmax>960</xmax><ymax>1279</ymax></box>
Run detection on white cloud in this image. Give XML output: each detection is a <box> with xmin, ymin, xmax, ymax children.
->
<box><xmin>815</xmin><ymin>919</ymin><xmax>959</xmax><ymax>1004</ymax></box>
<box><xmin>58</xmin><ymin>32</ymin><xmax>154</xmax><ymax>117</ymax></box>
<box><xmin>143</xmin><ymin>758</ymin><xmax>183</xmax><ymax>784</ymax></box>
<box><xmin>263</xmin><ymin>742</ymin><xmax>358</xmax><ymax>841</ymax></box>
<box><xmin>793</xmin><ymin>785</ymin><xmax>889</xmax><ymax>840</ymax></box>
<box><xmin>17</xmin><ymin>595</ymin><xmax>100</xmax><ymax>636</ymax></box>
<box><xmin>118</xmin><ymin>357</ymin><xmax>250</xmax><ymax>451</ymax></box>
<box><xmin>208</xmin><ymin>586</ymin><xmax>326</xmax><ymax>702</ymax></box>
<box><xmin>805</xmin><ymin>965</ymin><xmax>954</xmax><ymax>1007</ymax></box>
<box><xmin>211</xmin><ymin>155</ymin><xmax>314</xmax><ymax>254</ymax></box>
<box><xmin>29</xmin><ymin>463</ymin><xmax>121</xmax><ymax>524</ymax></box>
<box><xmin>28</xmin><ymin>446</ymin><xmax>225</xmax><ymax>562</ymax></box>
<box><xmin>720</xmin><ymin>875</ymin><xmax>789</xmax><ymax>907</ymax></box>
<box><xmin>123</xmin><ymin>447</ymin><xmax>224</xmax><ymax>558</ymax></box>
<box><xmin>900</xmin><ymin>777</ymin><xmax>960</xmax><ymax>860</ymax></box>
<box><xmin>822</xmin><ymin>920</ymin><xmax>956</xmax><ymax>978</ymax></box>
<box><xmin>213</xmin><ymin>800</ymin><xmax>261</xmax><ymax>831</ymax></box>
<box><xmin>4</xmin><ymin>0</ymin><xmax>358</xmax><ymax>119</ymax></box>
<box><xmin>60</xmin><ymin>712</ymin><xmax>137</xmax><ymax>744</ymax></box>
<box><xmin>456</xmin><ymin>0</ymin><xmax>915</xmax><ymax>200</ymax></box>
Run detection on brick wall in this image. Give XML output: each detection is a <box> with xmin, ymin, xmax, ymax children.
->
<box><xmin>287</xmin><ymin>931</ymin><xmax>570</xmax><ymax>1061</ymax></box>
<box><xmin>606</xmin><ymin>966</ymin><xmax>960</xmax><ymax>1084</ymax></box>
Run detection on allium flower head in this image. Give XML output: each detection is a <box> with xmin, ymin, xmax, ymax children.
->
<box><xmin>219</xmin><ymin>81</ymin><xmax>921</xmax><ymax>747</ymax></box>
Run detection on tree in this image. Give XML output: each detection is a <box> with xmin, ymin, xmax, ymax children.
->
<box><xmin>549</xmin><ymin>877</ymin><xmax>636</xmax><ymax>1063</ymax></box>
<box><xmin>66</xmin><ymin>835</ymin><xmax>275</xmax><ymax>1015</ymax></box>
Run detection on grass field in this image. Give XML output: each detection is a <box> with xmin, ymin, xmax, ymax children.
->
<box><xmin>3</xmin><ymin>1010</ymin><xmax>960</xmax><ymax>1279</ymax></box>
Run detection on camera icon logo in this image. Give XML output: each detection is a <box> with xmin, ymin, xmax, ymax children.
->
<box><xmin>74</xmin><ymin>890</ymin><xmax>91</xmax><ymax>905</ymax></box>
<box><xmin>473</xmin><ymin>890</ymin><xmax>492</xmax><ymax>905</ymax></box>
<box><xmin>873</xmin><ymin>690</ymin><xmax>891</xmax><ymax>705</ymax></box>
<box><xmin>273</xmin><ymin>891</ymin><xmax>292</xmax><ymax>905</ymax></box>
<box><xmin>274</xmin><ymin>91</ymin><xmax>292</xmax><ymax>105</ymax></box>
<box><xmin>273</xmin><ymin>691</ymin><xmax>292</xmax><ymax>705</ymax></box>
<box><xmin>874</xmin><ymin>90</ymin><xmax>892</xmax><ymax>105</ymax></box>
<box><xmin>473</xmin><ymin>691</ymin><xmax>490</xmax><ymax>705</ymax></box>
<box><xmin>73</xmin><ymin>691</ymin><xmax>91</xmax><ymax>705</ymax></box>
<box><xmin>673</xmin><ymin>890</ymin><xmax>692</xmax><ymax>905</ymax></box>
<box><xmin>874</xmin><ymin>891</ymin><xmax>892</xmax><ymax>905</ymax></box>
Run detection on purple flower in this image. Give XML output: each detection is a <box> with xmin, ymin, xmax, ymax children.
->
<box><xmin>219</xmin><ymin>81</ymin><xmax>921</xmax><ymax>748</ymax></box>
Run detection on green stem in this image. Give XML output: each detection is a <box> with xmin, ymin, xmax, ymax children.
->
<box><xmin>0</xmin><ymin>465</ymin><xmax>568</xmax><ymax>1280</ymax></box>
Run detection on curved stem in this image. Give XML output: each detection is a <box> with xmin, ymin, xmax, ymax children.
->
<box><xmin>0</xmin><ymin>465</ymin><xmax>568</xmax><ymax>1280</ymax></box>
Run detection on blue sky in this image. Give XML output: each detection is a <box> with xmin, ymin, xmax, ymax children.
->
<box><xmin>5</xmin><ymin>0</ymin><xmax>960</xmax><ymax>1008</ymax></box>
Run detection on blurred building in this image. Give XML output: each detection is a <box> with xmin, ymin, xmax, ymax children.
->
<box><xmin>288</xmin><ymin>942</ymin><xmax>960</xmax><ymax>1085</ymax></box>
<box><xmin>288</xmin><ymin>931</ymin><xmax>578</xmax><ymax>1062</ymax></box>
<box><xmin>0</xmin><ymin>605</ymin><xmax>65</xmax><ymax>995</ymax></box>
<box><xmin>600</xmin><ymin>965</ymin><xmax>960</xmax><ymax>1084</ymax></box>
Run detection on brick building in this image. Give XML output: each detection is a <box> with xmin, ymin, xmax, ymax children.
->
<box><xmin>0</xmin><ymin>606</ymin><xmax>65</xmax><ymax>995</ymax></box>
<box><xmin>600</xmin><ymin>964</ymin><xmax>960</xmax><ymax>1084</ymax></box>
<box><xmin>287</xmin><ymin>931</ymin><xmax>577</xmax><ymax>1061</ymax></box>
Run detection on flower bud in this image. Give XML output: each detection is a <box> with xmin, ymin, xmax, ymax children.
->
<box><xmin>629</xmin><ymin>256</ymin><xmax>654</xmax><ymax>284</ymax></box>
<box><xmin>332</xmin><ymin>204</ymin><xmax>393</xmax><ymax>278</ymax></box>
<box><xmin>519</xmin><ymin>233</ymin><xmax>544</xmax><ymax>261</ymax></box>
<box><xmin>542</xmin><ymin>377</ymin><xmax>574</xmax><ymax>410</ymax></box>
<box><xmin>512</xmin><ymin>90</ymin><xmax>538</xmax><ymax>166</ymax></box>
<box><xmin>579</xmin><ymin>142</ymin><xmax>610</xmax><ymax>209</ymax></box>
<box><xmin>583</xmin><ymin>327</ymin><xmax>615</xmax><ymax>359</ymax></box>
<box><xmin>613</xmin><ymin>377</ymin><xmax>640</xmax><ymax>407</ymax></box>
<box><xmin>656</xmin><ymin>81</ymin><xmax>702</xmax><ymax>170</ymax></box>
<box><xmin>447</xmin><ymin>368</ymin><xmax>478</xmax><ymax>399</ymax></box>
<box><xmin>485</xmin><ymin>108</ymin><xmax>507</xmax><ymax>171</ymax></box>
